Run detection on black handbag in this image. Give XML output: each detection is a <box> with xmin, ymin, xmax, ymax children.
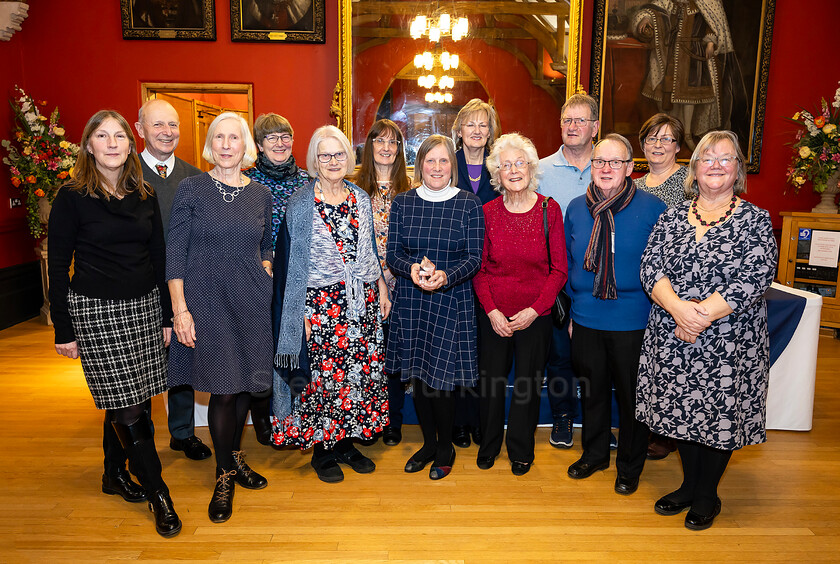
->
<box><xmin>542</xmin><ymin>198</ymin><xmax>571</xmax><ymax>327</ymax></box>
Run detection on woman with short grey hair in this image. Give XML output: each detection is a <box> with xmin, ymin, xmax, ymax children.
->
<box><xmin>473</xmin><ymin>133</ymin><xmax>567</xmax><ymax>475</ymax></box>
<box><xmin>272</xmin><ymin>125</ymin><xmax>391</xmax><ymax>484</ymax></box>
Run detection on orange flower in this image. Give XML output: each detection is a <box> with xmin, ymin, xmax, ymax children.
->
<box><xmin>814</xmin><ymin>116</ymin><xmax>826</xmax><ymax>128</ymax></box>
<box><xmin>11</xmin><ymin>177</ymin><xmax>21</xmax><ymax>187</ymax></box>
<box><xmin>26</xmin><ymin>175</ymin><xmax>36</xmax><ymax>184</ymax></box>
<box><xmin>57</xmin><ymin>171</ymin><xmax>69</xmax><ymax>179</ymax></box>
<box><xmin>34</xmin><ymin>189</ymin><xmax>45</xmax><ymax>197</ymax></box>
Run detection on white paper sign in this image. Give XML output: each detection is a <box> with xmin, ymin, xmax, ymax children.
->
<box><xmin>808</xmin><ymin>230</ymin><xmax>840</xmax><ymax>268</ymax></box>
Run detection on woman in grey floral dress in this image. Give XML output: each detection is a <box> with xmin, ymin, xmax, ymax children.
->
<box><xmin>635</xmin><ymin>130</ymin><xmax>777</xmax><ymax>531</ymax></box>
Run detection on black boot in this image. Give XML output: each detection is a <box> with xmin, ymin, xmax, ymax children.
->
<box><xmin>112</xmin><ymin>412</ymin><xmax>181</xmax><ymax>538</ymax></box>
<box><xmin>102</xmin><ymin>469</ymin><xmax>146</xmax><ymax>502</ymax></box>
<box><xmin>232</xmin><ymin>450</ymin><xmax>268</xmax><ymax>489</ymax></box>
<box><xmin>102</xmin><ymin>411</ymin><xmax>146</xmax><ymax>502</ymax></box>
<box><xmin>250</xmin><ymin>393</ymin><xmax>273</xmax><ymax>446</ymax></box>
<box><xmin>208</xmin><ymin>468</ymin><xmax>237</xmax><ymax>523</ymax></box>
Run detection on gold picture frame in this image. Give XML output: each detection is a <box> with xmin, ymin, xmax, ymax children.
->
<box><xmin>120</xmin><ymin>0</ymin><xmax>216</xmax><ymax>40</ymax></box>
<box><xmin>587</xmin><ymin>0</ymin><xmax>775</xmax><ymax>172</ymax></box>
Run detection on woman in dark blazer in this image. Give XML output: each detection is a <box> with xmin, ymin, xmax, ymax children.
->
<box><xmin>450</xmin><ymin>98</ymin><xmax>500</xmax><ymax>447</ymax></box>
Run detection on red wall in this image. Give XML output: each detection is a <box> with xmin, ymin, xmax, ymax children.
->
<box><xmin>0</xmin><ymin>0</ymin><xmax>338</xmax><ymax>269</ymax></box>
<box><xmin>1</xmin><ymin>0</ymin><xmax>839</xmax><ymax>270</ymax></box>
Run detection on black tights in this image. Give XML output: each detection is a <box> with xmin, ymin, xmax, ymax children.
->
<box><xmin>411</xmin><ymin>379</ymin><xmax>455</xmax><ymax>466</ymax></box>
<box><xmin>673</xmin><ymin>440</ymin><xmax>733</xmax><ymax>515</ymax></box>
<box><xmin>208</xmin><ymin>392</ymin><xmax>251</xmax><ymax>470</ymax></box>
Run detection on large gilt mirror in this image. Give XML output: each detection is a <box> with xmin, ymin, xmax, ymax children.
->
<box><xmin>335</xmin><ymin>0</ymin><xmax>583</xmax><ymax>165</ymax></box>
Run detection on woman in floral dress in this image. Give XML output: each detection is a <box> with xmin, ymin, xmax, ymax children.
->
<box><xmin>272</xmin><ymin>125</ymin><xmax>391</xmax><ymax>483</ymax></box>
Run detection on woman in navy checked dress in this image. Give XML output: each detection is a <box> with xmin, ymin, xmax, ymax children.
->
<box><xmin>386</xmin><ymin>135</ymin><xmax>484</xmax><ymax>480</ymax></box>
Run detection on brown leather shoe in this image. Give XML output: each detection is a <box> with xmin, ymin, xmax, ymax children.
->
<box><xmin>647</xmin><ymin>436</ymin><xmax>676</xmax><ymax>460</ymax></box>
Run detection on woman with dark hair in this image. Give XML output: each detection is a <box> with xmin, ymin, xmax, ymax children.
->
<box><xmin>386</xmin><ymin>134</ymin><xmax>484</xmax><ymax>480</ymax></box>
<box><xmin>353</xmin><ymin>118</ymin><xmax>411</xmax><ymax>446</ymax></box>
<box><xmin>243</xmin><ymin>112</ymin><xmax>310</xmax><ymax>445</ymax></box>
<box><xmin>450</xmin><ymin>98</ymin><xmax>501</xmax><ymax>447</ymax></box>
<box><xmin>635</xmin><ymin>112</ymin><xmax>689</xmax><ymax>460</ymax></box>
<box><xmin>635</xmin><ymin>113</ymin><xmax>688</xmax><ymax>209</ymax></box>
<box><xmin>637</xmin><ymin>130</ymin><xmax>777</xmax><ymax>530</ymax></box>
<box><xmin>167</xmin><ymin>112</ymin><xmax>273</xmax><ymax>523</ymax></box>
<box><xmin>48</xmin><ymin>110</ymin><xmax>181</xmax><ymax>537</ymax></box>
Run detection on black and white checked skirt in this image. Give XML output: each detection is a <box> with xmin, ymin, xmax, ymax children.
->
<box><xmin>67</xmin><ymin>288</ymin><xmax>168</xmax><ymax>410</ymax></box>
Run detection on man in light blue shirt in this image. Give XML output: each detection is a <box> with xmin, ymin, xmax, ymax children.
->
<box><xmin>537</xmin><ymin>93</ymin><xmax>599</xmax><ymax>449</ymax></box>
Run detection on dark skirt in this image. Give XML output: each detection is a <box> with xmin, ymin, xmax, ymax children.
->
<box><xmin>67</xmin><ymin>288</ymin><xmax>167</xmax><ymax>410</ymax></box>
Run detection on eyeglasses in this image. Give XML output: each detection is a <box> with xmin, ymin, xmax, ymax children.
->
<box><xmin>373</xmin><ymin>137</ymin><xmax>400</xmax><ymax>147</ymax></box>
<box><xmin>500</xmin><ymin>159</ymin><xmax>529</xmax><ymax>172</ymax></box>
<box><xmin>698</xmin><ymin>156</ymin><xmax>739</xmax><ymax>168</ymax></box>
<box><xmin>644</xmin><ymin>135</ymin><xmax>677</xmax><ymax>145</ymax></box>
<box><xmin>317</xmin><ymin>151</ymin><xmax>348</xmax><ymax>163</ymax></box>
<box><xmin>264</xmin><ymin>134</ymin><xmax>292</xmax><ymax>145</ymax></box>
<box><xmin>561</xmin><ymin>117</ymin><xmax>597</xmax><ymax>127</ymax></box>
<box><xmin>591</xmin><ymin>158</ymin><xmax>632</xmax><ymax>169</ymax></box>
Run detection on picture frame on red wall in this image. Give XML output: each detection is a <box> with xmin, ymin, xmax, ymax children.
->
<box><xmin>230</xmin><ymin>0</ymin><xmax>325</xmax><ymax>43</ymax></box>
<box><xmin>588</xmin><ymin>0</ymin><xmax>776</xmax><ymax>173</ymax></box>
<box><xmin>120</xmin><ymin>0</ymin><xmax>216</xmax><ymax>41</ymax></box>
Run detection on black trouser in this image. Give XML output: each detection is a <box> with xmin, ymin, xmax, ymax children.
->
<box><xmin>477</xmin><ymin>310</ymin><xmax>552</xmax><ymax>463</ymax></box>
<box><xmin>571</xmin><ymin>322</ymin><xmax>648</xmax><ymax>479</ymax></box>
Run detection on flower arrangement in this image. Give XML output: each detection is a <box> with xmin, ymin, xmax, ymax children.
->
<box><xmin>786</xmin><ymin>81</ymin><xmax>840</xmax><ymax>194</ymax></box>
<box><xmin>2</xmin><ymin>86</ymin><xmax>79</xmax><ymax>238</ymax></box>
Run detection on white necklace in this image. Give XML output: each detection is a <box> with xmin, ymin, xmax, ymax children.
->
<box><xmin>212</xmin><ymin>172</ymin><xmax>243</xmax><ymax>203</ymax></box>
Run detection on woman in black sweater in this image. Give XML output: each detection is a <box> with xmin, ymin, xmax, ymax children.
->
<box><xmin>48</xmin><ymin>110</ymin><xmax>180</xmax><ymax>538</ymax></box>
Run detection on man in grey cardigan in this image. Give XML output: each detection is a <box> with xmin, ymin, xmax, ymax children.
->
<box><xmin>135</xmin><ymin>99</ymin><xmax>210</xmax><ymax>461</ymax></box>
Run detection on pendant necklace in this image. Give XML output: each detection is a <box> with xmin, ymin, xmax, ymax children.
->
<box><xmin>691</xmin><ymin>195</ymin><xmax>737</xmax><ymax>227</ymax></box>
<box><xmin>212</xmin><ymin>172</ymin><xmax>243</xmax><ymax>203</ymax></box>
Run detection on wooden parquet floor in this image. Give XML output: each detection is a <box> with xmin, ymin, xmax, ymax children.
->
<box><xmin>0</xmin><ymin>319</ymin><xmax>838</xmax><ymax>563</ymax></box>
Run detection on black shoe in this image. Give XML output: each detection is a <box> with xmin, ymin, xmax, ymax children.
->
<box><xmin>614</xmin><ymin>474</ymin><xmax>639</xmax><ymax>495</ymax></box>
<box><xmin>404</xmin><ymin>450</ymin><xmax>436</xmax><ymax>473</ymax></box>
<box><xmin>511</xmin><ymin>461</ymin><xmax>531</xmax><ymax>476</ymax></box>
<box><xmin>254</xmin><ymin>424</ymin><xmax>273</xmax><ymax>446</ymax></box>
<box><xmin>232</xmin><ymin>450</ymin><xmax>268</xmax><ymax>489</ymax></box>
<box><xmin>208</xmin><ymin>468</ymin><xmax>236</xmax><ymax>523</ymax></box>
<box><xmin>470</xmin><ymin>426</ymin><xmax>482</xmax><ymax>446</ymax></box>
<box><xmin>358</xmin><ymin>436</ymin><xmax>378</xmax><ymax>447</ymax></box>
<box><xmin>476</xmin><ymin>455</ymin><xmax>495</xmax><ymax>470</ymax></box>
<box><xmin>430</xmin><ymin>449</ymin><xmax>455</xmax><ymax>480</ymax></box>
<box><xmin>170</xmin><ymin>435</ymin><xmax>212</xmax><ymax>461</ymax></box>
<box><xmin>685</xmin><ymin>498</ymin><xmax>722</xmax><ymax>531</ymax></box>
<box><xmin>147</xmin><ymin>488</ymin><xmax>181</xmax><ymax>537</ymax></box>
<box><xmin>452</xmin><ymin>426</ymin><xmax>471</xmax><ymax>448</ymax></box>
<box><xmin>382</xmin><ymin>426</ymin><xmax>402</xmax><ymax>446</ymax></box>
<box><xmin>311</xmin><ymin>452</ymin><xmax>344</xmax><ymax>483</ymax></box>
<box><xmin>102</xmin><ymin>469</ymin><xmax>146</xmax><ymax>502</ymax></box>
<box><xmin>567</xmin><ymin>458</ymin><xmax>609</xmax><ymax>479</ymax></box>
<box><xmin>654</xmin><ymin>492</ymin><xmax>693</xmax><ymax>516</ymax></box>
<box><xmin>335</xmin><ymin>446</ymin><xmax>376</xmax><ymax>474</ymax></box>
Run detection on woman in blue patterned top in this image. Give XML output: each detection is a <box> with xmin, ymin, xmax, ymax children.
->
<box><xmin>244</xmin><ymin>113</ymin><xmax>310</xmax><ymax>445</ymax></box>
<box><xmin>386</xmin><ymin>134</ymin><xmax>485</xmax><ymax>480</ymax></box>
